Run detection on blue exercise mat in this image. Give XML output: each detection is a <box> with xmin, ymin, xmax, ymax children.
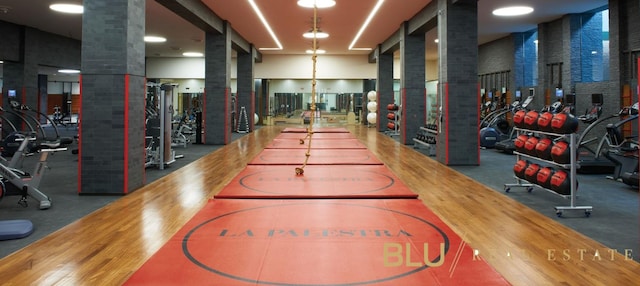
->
<box><xmin>0</xmin><ymin>219</ymin><xmax>34</xmax><ymax>240</ymax></box>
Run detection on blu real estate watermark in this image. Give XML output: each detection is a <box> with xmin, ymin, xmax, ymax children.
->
<box><xmin>383</xmin><ymin>244</ymin><xmax>635</xmax><ymax>267</ymax></box>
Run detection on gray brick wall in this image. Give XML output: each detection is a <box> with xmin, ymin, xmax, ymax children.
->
<box><xmin>436</xmin><ymin>0</ymin><xmax>478</xmax><ymax>165</ymax></box>
<box><xmin>236</xmin><ymin>49</ymin><xmax>254</xmax><ymax>132</ymax></box>
<box><xmin>0</xmin><ymin>21</ymin><xmax>21</xmax><ymax>61</ymax></box>
<box><xmin>478</xmin><ymin>36</ymin><xmax>513</xmax><ymax>75</ymax></box>
<box><xmin>81</xmin><ymin>0</ymin><xmax>145</xmax><ymax>76</ymax></box>
<box><xmin>79</xmin><ymin>0</ymin><xmax>145</xmax><ymax>194</ymax></box>
<box><xmin>204</xmin><ymin>28</ymin><xmax>232</xmax><ymax>145</ymax></box>
<box><xmin>400</xmin><ymin>23</ymin><xmax>426</xmax><ymax>145</ymax></box>
<box><xmin>377</xmin><ymin>52</ymin><xmax>393</xmax><ymax>132</ymax></box>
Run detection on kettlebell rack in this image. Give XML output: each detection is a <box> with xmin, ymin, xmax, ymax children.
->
<box><xmin>504</xmin><ymin>127</ymin><xmax>592</xmax><ymax>218</ymax></box>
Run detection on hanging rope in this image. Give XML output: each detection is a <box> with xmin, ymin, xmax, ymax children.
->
<box><xmin>295</xmin><ymin>5</ymin><xmax>319</xmax><ymax>176</ymax></box>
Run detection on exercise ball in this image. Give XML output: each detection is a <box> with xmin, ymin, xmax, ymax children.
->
<box><xmin>367</xmin><ymin>90</ymin><xmax>377</xmax><ymax>101</ymax></box>
<box><xmin>367</xmin><ymin>101</ymin><xmax>377</xmax><ymax>112</ymax></box>
<box><xmin>254</xmin><ymin>113</ymin><xmax>259</xmax><ymax>123</ymax></box>
<box><xmin>366</xmin><ymin>113</ymin><xmax>377</xmax><ymax>124</ymax></box>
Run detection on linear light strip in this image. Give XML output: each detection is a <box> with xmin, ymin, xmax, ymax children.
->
<box><xmin>348</xmin><ymin>0</ymin><xmax>385</xmax><ymax>50</ymax></box>
<box><xmin>248</xmin><ymin>0</ymin><xmax>283</xmax><ymax>50</ymax></box>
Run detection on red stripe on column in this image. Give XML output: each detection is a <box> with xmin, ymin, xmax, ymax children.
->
<box><xmin>477</xmin><ymin>82</ymin><xmax>481</xmax><ymax>164</ymax></box>
<box><xmin>401</xmin><ymin>88</ymin><xmax>407</xmax><ymax>144</ymax></box>
<box><xmin>423</xmin><ymin>88</ymin><xmax>427</xmax><ymax>131</ymax></box>
<box><xmin>202</xmin><ymin>88</ymin><xmax>207</xmax><ymax>144</ymax></box>
<box><xmin>376</xmin><ymin>91</ymin><xmax>380</xmax><ymax>131</ymax></box>
<box><xmin>445</xmin><ymin>83</ymin><xmax>450</xmax><ymax>165</ymax></box>
<box><xmin>123</xmin><ymin>74</ymin><xmax>130</xmax><ymax>194</ymax></box>
<box><xmin>78</xmin><ymin>75</ymin><xmax>83</xmax><ymax>194</ymax></box>
<box><xmin>251</xmin><ymin>91</ymin><xmax>255</xmax><ymax>131</ymax></box>
<box><xmin>224</xmin><ymin>88</ymin><xmax>229</xmax><ymax>144</ymax></box>
<box><xmin>143</xmin><ymin>78</ymin><xmax>147</xmax><ymax>184</ymax></box>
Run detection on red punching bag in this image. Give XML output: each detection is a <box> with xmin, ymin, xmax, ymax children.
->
<box><xmin>514</xmin><ymin>134</ymin><xmax>529</xmax><ymax>153</ymax></box>
<box><xmin>535</xmin><ymin>138</ymin><xmax>553</xmax><ymax>160</ymax></box>
<box><xmin>524</xmin><ymin>136</ymin><xmax>539</xmax><ymax>156</ymax></box>
<box><xmin>523</xmin><ymin>110</ymin><xmax>540</xmax><ymax>130</ymax></box>
<box><xmin>551</xmin><ymin>140</ymin><xmax>571</xmax><ymax>164</ymax></box>
<box><xmin>524</xmin><ymin>163</ymin><xmax>541</xmax><ymax>183</ymax></box>
<box><xmin>513</xmin><ymin>160</ymin><xmax>529</xmax><ymax>179</ymax></box>
<box><xmin>551</xmin><ymin>113</ymin><xmax>579</xmax><ymax>134</ymax></box>
<box><xmin>537</xmin><ymin>112</ymin><xmax>554</xmax><ymax>132</ymax></box>
<box><xmin>536</xmin><ymin>167</ymin><xmax>555</xmax><ymax>189</ymax></box>
<box><xmin>513</xmin><ymin>110</ymin><xmax>526</xmax><ymax>128</ymax></box>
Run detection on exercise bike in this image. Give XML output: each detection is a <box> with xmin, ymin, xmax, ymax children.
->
<box><xmin>0</xmin><ymin>132</ymin><xmax>70</xmax><ymax>210</ymax></box>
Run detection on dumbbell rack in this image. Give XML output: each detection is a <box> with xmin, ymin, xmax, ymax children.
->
<box><xmin>504</xmin><ymin>127</ymin><xmax>592</xmax><ymax>217</ymax></box>
<box><xmin>413</xmin><ymin>125</ymin><xmax>437</xmax><ymax>156</ymax></box>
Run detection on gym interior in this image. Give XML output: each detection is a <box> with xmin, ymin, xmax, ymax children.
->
<box><xmin>0</xmin><ymin>0</ymin><xmax>639</xmax><ymax>285</ymax></box>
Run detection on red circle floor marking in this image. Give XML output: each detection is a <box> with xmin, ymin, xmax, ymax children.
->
<box><xmin>182</xmin><ymin>202</ymin><xmax>450</xmax><ymax>285</ymax></box>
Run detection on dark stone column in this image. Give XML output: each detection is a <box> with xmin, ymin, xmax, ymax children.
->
<box><xmin>38</xmin><ymin>74</ymin><xmax>48</xmax><ymax>120</ymax></box>
<box><xmin>204</xmin><ymin>22</ymin><xmax>232</xmax><ymax>144</ymax></box>
<box><xmin>400</xmin><ymin>22</ymin><xmax>426</xmax><ymax>145</ymax></box>
<box><xmin>236</xmin><ymin>47</ymin><xmax>255</xmax><ymax>132</ymax></box>
<box><xmin>377</xmin><ymin>51</ymin><xmax>394</xmax><ymax>132</ymax></box>
<box><xmin>1</xmin><ymin>27</ymin><xmax>38</xmax><ymax>130</ymax></box>
<box><xmin>436</xmin><ymin>0</ymin><xmax>479</xmax><ymax>165</ymax></box>
<box><xmin>79</xmin><ymin>0</ymin><xmax>146</xmax><ymax>194</ymax></box>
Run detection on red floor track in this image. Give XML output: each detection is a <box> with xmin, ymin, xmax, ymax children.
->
<box><xmin>215</xmin><ymin>165</ymin><xmax>416</xmax><ymax>199</ymax></box>
<box><xmin>282</xmin><ymin>127</ymin><xmax>349</xmax><ymax>133</ymax></box>
<box><xmin>248</xmin><ymin>149</ymin><xmax>383</xmax><ymax>165</ymax></box>
<box><xmin>275</xmin><ymin>132</ymin><xmax>356</xmax><ymax>140</ymax></box>
<box><xmin>125</xmin><ymin>199</ymin><xmax>509</xmax><ymax>285</ymax></box>
<box><xmin>266</xmin><ymin>138</ymin><xmax>366</xmax><ymax>149</ymax></box>
<box><xmin>126</xmin><ymin>129</ymin><xmax>511</xmax><ymax>285</ymax></box>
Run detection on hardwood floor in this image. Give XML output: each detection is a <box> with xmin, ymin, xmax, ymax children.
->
<box><xmin>0</xmin><ymin>124</ymin><xmax>638</xmax><ymax>285</ymax></box>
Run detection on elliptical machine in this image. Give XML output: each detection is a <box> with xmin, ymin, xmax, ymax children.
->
<box><xmin>479</xmin><ymin>93</ymin><xmax>518</xmax><ymax>149</ymax></box>
<box><xmin>600</xmin><ymin>103</ymin><xmax>639</xmax><ymax>183</ymax></box>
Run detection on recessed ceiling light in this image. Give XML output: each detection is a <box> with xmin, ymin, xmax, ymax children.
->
<box><xmin>145</xmin><ymin>36</ymin><xmax>167</xmax><ymax>43</ymax></box>
<box><xmin>297</xmin><ymin>0</ymin><xmax>336</xmax><ymax>8</ymax></box>
<box><xmin>492</xmin><ymin>6</ymin><xmax>533</xmax><ymax>16</ymax></box>
<box><xmin>58</xmin><ymin>69</ymin><xmax>81</xmax><ymax>74</ymax></box>
<box><xmin>306</xmin><ymin>49</ymin><xmax>326</xmax><ymax>54</ymax></box>
<box><xmin>0</xmin><ymin>60</ymin><xmax>3</xmax><ymax>64</ymax></box>
<box><xmin>349</xmin><ymin>0</ymin><xmax>384</xmax><ymax>50</ymax></box>
<box><xmin>182</xmin><ymin>52</ymin><xmax>203</xmax><ymax>57</ymax></box>
<box><xmin>50</xmin><ymin>3</ymin><xmax>84</xmax><ymax>14</ymax></box>
<box><xmin>248</xmin><ymin>0</ymin><xmax>282</xmax><ymax>50</ymax></box>
<box><xmin>303</xmin><ymin>31</ymin><xmax>329</xmax><ymax>39</ymax></box>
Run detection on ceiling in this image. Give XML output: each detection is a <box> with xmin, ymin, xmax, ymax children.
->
<box><xmin>0</xmin><ymin>0</ymin><xmax>608</xmax><ymax>69</ymax></box>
